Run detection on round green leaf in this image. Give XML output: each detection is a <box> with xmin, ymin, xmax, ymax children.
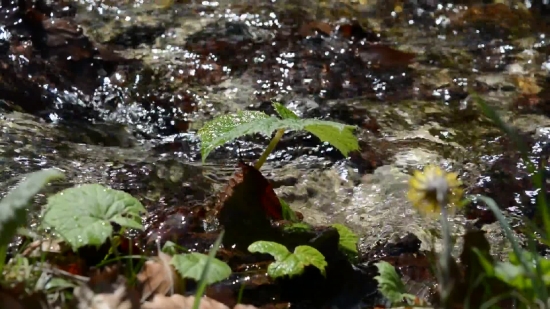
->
<box><xmin>0</xmin><ymin>169</ymin><xmax>64</xmax><ymax>247</ymax></box>
<box><xmin>331</xmin><ymin>223</ymin><xmax>359</xmax><ymax>255</ymax></box>
<box><xmin>293</xmin><ymin>245</ymin><xmax>327</xmax><ymax>276</ymax></box>
<box><xmin>248</xmin><ymin>241</ymin><xmax>291</xmax><ymax>261</ymax></box>
<box><xmin>171</xmin><ymin>252</ymin><xmax>231</xmax><ymax>285</ymax></box>
<box><xmin>42</xmin><ymin>184</ymin><xmax>146</xmax><ymax>250</ymax></box>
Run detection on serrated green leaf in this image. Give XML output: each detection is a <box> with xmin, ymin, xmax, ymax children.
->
<box><xmin>303</xmin><ymin>121</ymin><xmax>359</xmax><ymax>157</ymax></box>
<box><xmin>248</xmin><ymin>241</ymin><xmax>290</xmax><ymax>261</ymax></box>
<box><xmin>198</xmin><ymin>111</ymin><xmax>275</xmax><ymax>162</ymax></box>
<box><xmin>0</xmin><ymin>169</ymin><xmax>64</xmax><ymax>247</ymax></box>
<box><xmin>279</xmin><ymin>198</ymin><xmax>299</xmax><ymax>222</ymax></box>
<box><xmin>293</xmin><ymin>245</ymin><xmax>327</xmax><ymax>276</ymax></box>
<box><xmin>268</xmin><ymin>254</ymin><xmax>301</xmax><ymax>278</ymax></box>
<box><xmin>374</xmin><ymin>261</ymin><xmax>411</xmax><ymax>305</ymax></box>
<box><xmin>42</xmin><ymin>184</ymin><xmax>146</xmax><ymax>250</ymax></box>
<box><xmin>331</xmin><ymin>224</ymin><xmax>359</xmax><ymax>255</ymax></box>
<box><xmin>171</xmin><ymin>252</ymin><xmax>231</xmax><ymax>285</ymax></box>
<box><xmin>248</xmin><ymin>241</ymin><xmax>327</xmax><ymax>279</ymax></box>
<box><xmin>273</xmin><ymin>102</ymin><xmax>300</xmax><ymax>119</ymax></box>
<box><xmin>198</xmin><ymin>110</ymin><xmax>359</xmax><ymax>162</ymax></box>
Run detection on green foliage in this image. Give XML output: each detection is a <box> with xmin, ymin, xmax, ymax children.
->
<box><xmin>161</xmin><ymin>240</ymin><xmax>191</xmax><ymax>255</ymax></box>
<box><xmin>476</xmin><ymin>248</ymin><xmax>550</xmax><ymax>301</ymax></box>
<box><xmin>42</xmin><ymin>184</ymin><xmax>146</xmax><ymax>250</ymax></box>
<box><xmin>248</xmin><ymin>241</ymin><xmax>327</xmax><ymax>278</ymax></box>
<box><xmin>331</xmin><ymin>223</ymin><xmax>359</xmax><ymax>257</ymax></box>
<box><xmin>374</xmin><ymin>261</ymin><xmax>416</xmax><ymax>305</ymax></box>
<box><xmin>283</xmin><ymin>222</ymin><xmax>313</xmax><ymax>232</ymax></box>
<box><xmin>279</xmin><ymin>198</ymin><xmax>299</xmax><ymax>222</ymax></box>
<box><xmin>198</xmin><ymin>102</ymin><xmax>359</xmax><ymax>162</ymax></box>
<box><xmin>272</xmin><ymin>102</ymin><xmax>300</xmax><ymax>120</ymax></box>
<box><xmin>192</xmin><ymin>230</ymin><xmax>226</xmax><ymax>309</ymax></box>
<box><xmin>172</xmin><ymin>252</ymin><xmax>232</xmax><ymax>285</ymax></box>
<box><xmin>0</xmin><ymin>169</ymin><xmax>64</xmax><ymax>247</ymax></box>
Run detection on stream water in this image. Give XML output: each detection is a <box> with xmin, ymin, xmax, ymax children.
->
<box><xmin>2</xmin><ymin>0</ymin><xmax>550</xmax><ymax>306</ymax></box>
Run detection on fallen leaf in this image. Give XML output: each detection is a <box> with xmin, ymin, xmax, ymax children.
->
<box><xmin>514</xmin><ymin>75</ymin><xmax>541</xmax><ymax>95</ymax></box>
<box><xmin>74</xmin><ymin>267</ymin><xmax>140</xmax><ymax>309</ymax></box>
<box><xmin>298</xmin><ymin>21</ymin><xmax>333</xmax><ymax>37</ymax></box>
<box><xmin>22</xmin><ymin>239</ymin><xmax>64</xmax><ymax>257</ymax></box>
<box><xmin>215</xmin><ymin>161</ymin><xmax>285</xmax><ymax>249</ymax></box>
<box><xmin>142</xmin><ymin>294</ymin><xmax>230</xmax><ymax>309</ymax></box>
<box><xmin>357</xmin><ymin>44</ymin><xmax>415</xmax><ymax>68</ymax></box>
<box><xmin>137</xmin><ymin>252</ymin><xmax>180</xmax><ymax>301</ymax></box>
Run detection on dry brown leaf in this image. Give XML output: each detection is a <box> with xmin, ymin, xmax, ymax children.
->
<box><xmin>233</xmin><ymin>305</ymin><xmax>258</xmax><ymax>309</ymax></box>
<box><xmin>141</xmin><ymin>294</ymin><xmax>259</xmax><ymax>309</ymax></box>
<box><xmin>137</xmin><ymin>252</ymin><xmax>181</xmax><ymax>301</ymax></box>
<box><xmin>515</xmin><ymin>75</ymin><xmax>541</xmax><ymax>95</ymax></box>
<box><xmin>22</xmin><ymin>239</ymin><xmax>64</xmax><ymax>257</ymax></box>
<box><xmin>74</xmin><ymin>267</ymin><xmax>140</xmax><ymax>309</ymax></box>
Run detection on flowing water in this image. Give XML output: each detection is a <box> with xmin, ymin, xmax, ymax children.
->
<box><xmin>2</xmin><ymin>0</ymin><xmax>550</xmax><ymax>272</ymax></box>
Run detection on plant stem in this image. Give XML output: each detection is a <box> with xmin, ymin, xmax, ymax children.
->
<box><xmin>0</xmin><ymin>245</ymin><xmax>7</xmax><ymax>275</ymax></box>
<box><xmin>255</xmin><ymin>129</ymin><xmax>285</xmax><ymax>170</ymax></box>
<box><xmin>438</xmin><ymin>203</ymin><xmax>452</xmax><ymax>309</ymax></box>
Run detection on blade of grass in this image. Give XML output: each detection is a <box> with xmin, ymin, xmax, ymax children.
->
<box><xmin>192</xmin><ymin>230</ymin><xmax>225</xmax><ymax>309</ymax></box>
<box><xmin>476</xmin><ymin>195</ymin><xmax>548</xmax><ymax>302</ymax></box>
<box><xmin>472</xmin><ymin>93</ymin><xmax>550</xmax><ymax>242</ymax></box>
<box><xmin>94</xmin><ymin>255</ymin><xmax>148</xmax><ymax>268</ymax></box>
<box><xmin>237</xmin><ymin>282</ymin><xmax>245</xmax><ymax>304</ymax></box>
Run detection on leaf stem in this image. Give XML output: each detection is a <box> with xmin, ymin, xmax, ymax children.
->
<box><xmin>255</xmin><ymin>129</ymin><xmax>285</xmax><ymax>170</ymax></box>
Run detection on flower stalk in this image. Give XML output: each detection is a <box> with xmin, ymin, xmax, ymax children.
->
<box><xmin>407</xmin><ymin>164</ymin><xmax>463</xmax><ymax>309</ymax></box>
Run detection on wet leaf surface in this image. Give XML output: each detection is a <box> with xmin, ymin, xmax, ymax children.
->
<box><xmin>42</xmin><ymin>184</ymin><xmax>146</xmax><ymax>250</ymax></box>
<box><xmin>5</xmin><ymin>0</ymin><xmax>550</xmax><ymax>308</ymax></box>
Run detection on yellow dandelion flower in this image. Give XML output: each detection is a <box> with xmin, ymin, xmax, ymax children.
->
<box><xmin>407</xmin><ymin>165</ymin><xmax>463</xmax><ymax>217</ymax></box>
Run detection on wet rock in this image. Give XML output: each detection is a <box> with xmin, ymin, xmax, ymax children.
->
<box><xmin>466</xmin><ymin>133</ymin><xmax>550</xmax><ymax>228</ymax></box>
<box><xmin>0</xmin><ymin>0</ymin><xmax>135</xmax><ymax>122</ymax></box>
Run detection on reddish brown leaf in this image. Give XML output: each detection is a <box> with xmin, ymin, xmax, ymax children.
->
<box><xmin>215</xmin><ymin>160</ymin><xmax>284</xmax><ymax>249</ymax></box>
<box><xmin>357</xmin><ymin>44</ymin><xmax>415</xmax><ymax>68</ymax></box>
<box><xmin>217</xmin><ymin>161</ymin><xmax>283</xmax><ymax>221</ymax></box>
<box><xmin>298</xmin><ymin>21</ymin><xmax>333</xmax><ymax>37</ymax></box>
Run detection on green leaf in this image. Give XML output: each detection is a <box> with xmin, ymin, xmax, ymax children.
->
<box><xmin>248</xmin><ymin>241</ymin><xmax>327</xmax><ymax>278</ymax></box>
<box><xmin>293</xmin><ymin>245</ymin><xmax>327</xmax><ymax>276</ymax></box>
<box><xmin>279</xmin><ymin>198</ymin><xmax>299</xmax><ymax>222</ymax></box>
<box><xmin>374</xmin><ymin>261</ymin><xmax>415</xmax><ymax>305</ymax></box>
<box><xmin>197</xmin><ymin>111</ymin><xmax>275</xmax><ymax>162</ymax></box>
<box><xmin>303</xmin><ymin>121</ymin><xmax>358</xmax><ymax>157</ymax></box>
<box><xmin>273</xmin><ymin>102</ymin><xmax>300</xmax><ymax>119</ymax></box>
<box><xmin>248</xmin><ymin>240</ymin><xmax>290</xmax><ymax>261</ymax></box>
<box><xmin>171</xmin><ymin>252</ymin><xmax>231</xmax><ymax>285</ymax></box>
<box><xmin>331</xmin><ymin>224</ymin><xmax>359</xmax><ymax>255</ymax></box>
<box><xmin>0</xmin><ymin>169</ymin><xmax>64</xmax><ymax>247</ymax></box>
<box><xmin>192</xmin><ymin>230</ymin><xmax>226</xmax><ymax>309</ymax></box>
<box><xmin>198</xmin><ymin>105</ymin><xmax>360</xmax><ymax>162</ymax></box>
<box><xmin>42</xmin><ymin>184</ymin><xmax>146</xmax><ymax>250</ymax></box>
<box><xmin>283</xmin><ymin>222</ymin><xmax>313</xmax><ymax>232</ymax></box>
<box><xmin>162</xmin><ymin>241</ymin><xmax>178</xmax><ymax>255</ymax></box>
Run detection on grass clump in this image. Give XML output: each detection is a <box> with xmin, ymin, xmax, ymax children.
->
<box><xmin>374</xmin><ymin>95</ymin><xmax>550</xmax><ymax>309</ymax></box>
